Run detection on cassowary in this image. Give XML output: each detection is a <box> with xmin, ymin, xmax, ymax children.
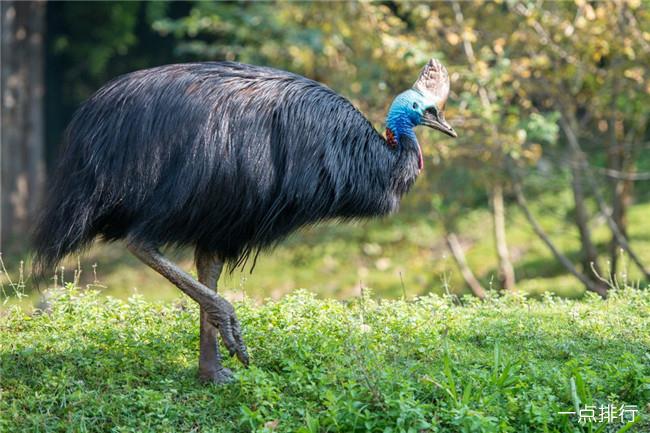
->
<box><xmin>33</xmin><ymin>59</ymin><xmax>455</xmax><ymax>383</ymax></box>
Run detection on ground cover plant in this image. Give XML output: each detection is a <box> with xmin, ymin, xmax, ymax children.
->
<box><xmin>1</xmin><ymin>287</ymin><xmax>648</xmax><ymax>432</ymax></box>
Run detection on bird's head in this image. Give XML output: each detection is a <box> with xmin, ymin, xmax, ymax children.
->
<box><xmin>386</xmin><ymin>59</ymin><xmax>457</xmax><ymax>141</ymax></box>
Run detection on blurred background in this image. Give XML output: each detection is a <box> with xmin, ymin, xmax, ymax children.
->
<box><xmin>1</xmin><ymin>1</ymin><xmax>649</xmax><ymax>305</ymax></box>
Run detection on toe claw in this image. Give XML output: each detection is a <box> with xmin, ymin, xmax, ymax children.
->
<box><xmin>206</xmin><ymin>299</ymin><xmax>249</xmax><ymax>367</ymax></box>
<box><xmin>237</xmin><ymin>347</ymin><xmax>250</xmax><ymax>367</ymax></box>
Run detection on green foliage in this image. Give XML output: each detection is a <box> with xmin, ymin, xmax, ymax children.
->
<box><xmin>50</xmin><ymin>2</ymin><xmax>141</xmax><ymax>98</ymax></box>
<box><xmin>1</xmin><ymin>288</ymin><xmax>648</xmax><ymax>432</ymax></box>
<box><xmin>521</xmin><ymin>112</ymin><xmax>561</xmax><ymax>147</ymax></box>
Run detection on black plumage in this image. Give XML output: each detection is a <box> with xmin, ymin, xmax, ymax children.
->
<box><xmin>33</xmin><ymin>62</ymin><xmax>421</xmax><ymax>274</ymax></box>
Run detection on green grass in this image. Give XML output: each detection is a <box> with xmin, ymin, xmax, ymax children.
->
<box><xmin>1</xmin><ymin>287</ymin><xmax>648</xmax><ymax>432</ymax></box>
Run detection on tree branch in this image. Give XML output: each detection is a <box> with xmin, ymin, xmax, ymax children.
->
<box><xmin>591</xmin><ymin>166</ymin><xmax>650</xmax><ymax>181</ymax></box>
<box><xmin>508</xmin><ymin>161</ymin><xmax>608</xmax><ymax>298</ymax></box>
<box><xmin>444</xmin><ymin>232</ymin><xmax>487</xmax><ymax>299</ymax></box>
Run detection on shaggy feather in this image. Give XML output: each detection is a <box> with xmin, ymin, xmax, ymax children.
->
<box><xmin>32</xmin><ymin>62</ymin><xmax>421</xmax><ymax>275</ymax></box>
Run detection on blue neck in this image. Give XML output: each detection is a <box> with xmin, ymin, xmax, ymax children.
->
<box><xmin>385</xmin><ymin>100</ymin><xmax>417</xmax><ymax>143</ymax></box>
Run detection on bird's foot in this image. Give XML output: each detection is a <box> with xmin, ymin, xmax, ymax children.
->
<box><xmin>199</xmin><ymin>366</ymin><xmax>234</xmax><ymax>384</ymax></box>
<box><xmin>206</xmin><ymin>298</ymin><xmax>250</xmax><ymax>367</ymax></box>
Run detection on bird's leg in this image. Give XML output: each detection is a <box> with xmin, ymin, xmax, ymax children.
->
<box><xmin>126</xmin><ymin>242</ymin><xmax>249</xmax><ymax>370</ymax></box>
<box><xmin>196</xmin><ymin>252</ymin><xmax>234</xmax><ymax>383</ymax></box>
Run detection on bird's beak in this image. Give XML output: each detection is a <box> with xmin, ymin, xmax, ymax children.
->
<box><xmin>421</xmin><ymin>109</ymin><xmax>457</xmax><ymax>138</ymax></box>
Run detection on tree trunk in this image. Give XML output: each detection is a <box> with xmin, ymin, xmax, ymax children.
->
<box><xmin>444</xmin><ymin>231</ymin><xmax>486</xmax><ymax>299</ymax></box>
<box><xmin>490</xmin><ymin>182</ymin><xmax>516</xmax><ymax>291</ymax></box>
<box><xmin>607</xmin><ymin>114</ymin><xmax>635</xmax><ymax>277</ymax></box>
<box><xmin>569</xmin><ymin>158</ymin><xmax>602</xmax><ymax>282</ymax></box>
<box><xmin>610</xmin><ymin>174</ymin><xmax>633</xmax><ymax>276</ymax></box>
<box><xmin>1</xmin><ymin>1</ymin><xmax>46</xmax><ymax>250</ymax></box>
<box><xmin>607</xmin><ymin>115</ymin><xmax>622</xmax><ymax>275</ymax></box>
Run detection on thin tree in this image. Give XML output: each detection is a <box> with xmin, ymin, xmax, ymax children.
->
<box><xmin>0</xmin><ymin>1</ymin><xmax>46</xmax><ymax>248</ymax></box>
<box><xmin>452</xmin><ymin>1</ymin><xmax>516</xmax><ymax>291</ymax></box>
<box><xmin>560</xmin><ymin>116</ymin><xmax>650</xmax><ymax>281</ymax></box>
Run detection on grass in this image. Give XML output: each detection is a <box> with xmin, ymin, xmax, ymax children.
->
<box><xmin>1</xmin><ymin>287</ymin><xmax>648</xmax><ymax>432</ymax></box>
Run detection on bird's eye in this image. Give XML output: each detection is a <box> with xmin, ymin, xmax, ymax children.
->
<box><xmin>412</xmin><ymin>102</ymin><xmax>419</xmax><ymax>109</ymax></box>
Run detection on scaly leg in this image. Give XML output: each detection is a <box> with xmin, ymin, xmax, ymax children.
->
<box><xmin>196</xmin><ymin>252</ymin><xmax>233</xmax><ymax>383</ymax></box>
<box><xmin>127</xmin><ymin>242</ymin><xmax>249</xmax><ymax>372</ymax></box>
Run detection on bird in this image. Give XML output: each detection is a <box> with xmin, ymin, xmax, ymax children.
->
<box><xmin>32</xmin><ymin>59</ymin><xmax>456</xmax><ymax>383</ymax></box>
